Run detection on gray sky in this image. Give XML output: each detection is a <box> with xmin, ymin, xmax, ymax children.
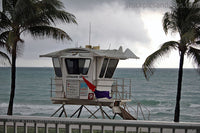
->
<box><xmin>1</xmin><ymin>0</ymin><xmax>195</xmax><ymax>68</ymax></box>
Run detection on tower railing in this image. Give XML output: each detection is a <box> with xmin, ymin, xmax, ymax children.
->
<box><xmin>111</xmin><ymin>78</ymin><xmax>132</xmax><ymax>100</ymax></box>
<box><xmin>50</xmin><ymin>78</ymin><xmax>64</xmax><ymax>98</ymax></box>
<box><xmin>50</xmin><ymin>77</ymin><xmax>133</xmax><ymax>100</ymax></box>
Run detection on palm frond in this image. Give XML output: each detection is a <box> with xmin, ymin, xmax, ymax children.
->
<box><xmin>182</xmin><ymin>29</ymin><xmax>197</xmax><ymax>44</ymax></box>
<box><xmin>8</xmin><ymin>0</ymin><xmax>18</xmax><ymax>7</ymax></box>
<box><xmin>187</xmin><ymin>46</ymin><xmax>200</xmax><ymax>73</ymax></box>
<box><xmin>0</xmin><ymin>31</ymin><xmax>9</xmax><ymax>43</ymax></box>
<box><xmin>2</xmin><ymin>0</ymin><xmax>6</xmax><ymax>12</ymax></box>
<box><xmin>2</xmin><ymin>0</ymin><xmax>14</xmax><ymax>13</ymax></box>
<box><xmin>164</xmin><ymin>0</ymin><xmax>200</xmax><ymax>37</ymax></box>
<box><xmin>14</xmin><ymin>0</ymin><xmax>41</xmax><ymax>25</ymax></box>
<box><xmin>142</xmin><ymin>41</ymin><xmax>179</xmax><ymax>80</ymax></box>
<box><xmin>37</xmin><ymin>2</ymin><xmax>77</xmax><ymax>25</ymax></box>
<box><xmin>14</xmin><ymin>0</ymin><xmax>76</xmax><ymax>31</ymax></box>
<box><xmin>0</xmin><ymin>12</ymin><xmax>12</xmax><ymax>30</ymax></box>
<box><xmin>19</xmin><ymin>12</ymin><xmax>52</xmax><ymax>29</ymax></box>
<box><xmin>0</xmin><ymin>41</ymin><xmax>6</xmax><ymax>46</ymax></box>
<box><xmin>48</xmin><ymin>10</ymin><xmax>77</xmax><ymax>24</ymax></box>
<box><xmin>196</xmin><ymin>40</ymin><xmax>200</xmax><ymax>44</ymax></box>
<box><xmin>0</xmin><ymin>31</ymin><xmax>12</xmax><ymax>53</ymax></box>
<box><xmin>188</xmin><ymin>1</ymin><xmax>200</xmax><ymax>25</ymax></box>
<box><xmin>162</xmin><ymin>12</ymin><xmax>178</xmax><ymax>34</ymax></box>
<box><xmin>0</xmin><ymin>51</ymin><xmax>11</xmax><ymax>65</ymax></box>
<box><xmin>27</xmin><ymin>26</ymin><xmax>72</xmax><ymax>41</ymax></box>
<box><xmin>41</xmin><ymin>0</ymin><xmax>64</xmax><ymax>9</ymax></box>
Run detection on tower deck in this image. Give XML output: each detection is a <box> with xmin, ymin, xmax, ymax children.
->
<box><xmin>51</xmin><ymin>97</ymin><xmax>131</xmax><ymax>106</ymax></box>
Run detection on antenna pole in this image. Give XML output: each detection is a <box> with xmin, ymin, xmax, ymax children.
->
<box><xmin>89</xmin><ymin>22</ymin><xmax>91</xmax><ymax>45</ymax></box>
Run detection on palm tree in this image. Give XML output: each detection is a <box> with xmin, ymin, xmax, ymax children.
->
<box><xmin>0</xmin><ymin>0</ymin><xmax>77</xmax><ymax>115</ymax></box>
<box><xmin>142</xmin><ymin>0</ymin><xmax>200</xmax><ymax>122</ymax></box>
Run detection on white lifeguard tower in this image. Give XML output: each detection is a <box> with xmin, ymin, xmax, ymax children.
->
<box><xmin>40</xmin><ymin>45</ymin><xmax>144</xmax><ymax>120</ymax></box>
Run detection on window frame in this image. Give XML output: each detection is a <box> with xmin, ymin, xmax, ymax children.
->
<box><xmin>99</xmin><ymin>58</ymin><xmax>109</xmax><ymax>78</ymax></box>
<box><xmin>65</xmin><ymin>58</ymin><xmax>91</xmax><ymax>75</ymax></box>
<box><xmin>99</xmin><ymin>58</ymin><xmax>119</xmax><ymax>79</ymax></box>
<box><xmin>52</xmin><ymin>57</ymin><xmax>62</xmax><ymax>77</ymax></box>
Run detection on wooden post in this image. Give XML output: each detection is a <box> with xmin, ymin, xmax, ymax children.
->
<box><xmin>112</xmin><ymin>126</ymin><xmax>115</xmax><ymax>133</ymax></box>
<box><xmin>55</xmin><ymin>123</ymin><xmax>59</xmax><ymax>133</ymax></box>
<box><xmin>45</xmin><ymin>123</ymin><xmax>48</xmax><ymax>133</ymax></box>
<box><xmin>101</xmin><ymin>125</ymin><xmax>104</xmax><ymax>133</ymax></box>
<box><xmin>14</xmin><ymin>122</ymin><xmax>17</xmax><ymax>133</ymax></box>
<box><xmin>136</xmin><ymin>127</ymin><xmax>139</xmax><ymax>133</ymax></box>
<box><xmin>125</xmin><ymin>126</ymin><xmax>127</xmax><ymax>133</ymax></box>
<box><xmin>172</xmin><ymin>128</ymin><xmax>175</xmax><ymax>133</ymax></box>
<box><xmin>24</xmin><ymin>122</ymin><xmax>27</xmax><ymax>133</ymax></box>
<box><xmin>34</xmin><ymin>122</ymin><xmax>37</xmax><ymax>133</ymax></box>
<box><xmin>185</xmin><ymin>129</ymin><xmax>188</xmax><ymax>133</ymax></box>
<box><xmin>65</xmin><ymin>124</ymin><xmax>69</xmax><ymax>133</ymax></box>
<box><xmin>3</xmin><ymin>121</ymin><xmax>7</xmax><ymax>133</ymax></box>
<box><xmin>148</xmin><ymin>127</ymin><xmax>151</xmax><ymax>133</ymax></box>
<box><xmin>79</xmin><ymin>124</ymin><xmax>81</xmax><ymax>133</ymax></box>
<box><xmin>160</xmin><ymin>128</ymin><xmax>163</xmax><ymax>133</ymax></box>
<box><xmin>90</xmin><ymin>125</ymin><xmax>93</xmax><ymax>133</ymax></box>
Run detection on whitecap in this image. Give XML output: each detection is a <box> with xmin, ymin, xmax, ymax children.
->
<box><xmin>189</xmin><ymin>104</ymin><xmax>200</xmax><ymax>108</ymax></box>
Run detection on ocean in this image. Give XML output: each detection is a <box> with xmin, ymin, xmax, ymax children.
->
<box><xmin>0</xmin><ymin>67</ymin><xmax>200</xmax><ymax>122</ymax></box>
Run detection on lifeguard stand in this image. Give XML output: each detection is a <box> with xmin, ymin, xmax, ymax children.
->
<box><xmin>40</xmin><ymin>46</ymin><xmax>141</xmax><ymax>120</ymax></box>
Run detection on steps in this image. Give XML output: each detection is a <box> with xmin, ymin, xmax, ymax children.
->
<box><xmin>112</xmin><ymin>106</ymin><xmax>137</xmax><ymax>120</ymax></box>
<box><xmin>118</xmin><ymin>107</ymin><xmax>137</xmax><ymax>120</ymax></box>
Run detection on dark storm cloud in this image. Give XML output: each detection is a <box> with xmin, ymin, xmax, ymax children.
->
<box><xmin>62</xmin><ymin>0</ymin><xmax>124</xmax><ymax>11</ymax></box>
<box><xmin>0</xmin><ymin>2</ymin><xmax>2</xmax><ymax>10</ymax></box>
<box><xmin>125</xmin><ymin>0</ymin><xmax>171</xmax><ymax>9</ymax></box>
<box><xmin>60</xmin><ymin>0</ymin><xmax>154</xmax><ymax>49</ymax></box>
<box><xmin>18</xmin><ymin>0</ymin><xmax>153</xmax><ymax>65</ymax></box>
<box><xmin>1</xmin><ymin>0</ymin><xmax>171</xmax><ymax>67</ymax></box>
<box><xmin>63</xmin><ymin>0</ymin><xmax>171</xmax><ymax>11</ymax></box>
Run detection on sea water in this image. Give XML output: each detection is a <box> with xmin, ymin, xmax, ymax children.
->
<box><xmin>0</xmin><ymin>67</ymin><xmax>199</xmax><ymax>122</ymax></box>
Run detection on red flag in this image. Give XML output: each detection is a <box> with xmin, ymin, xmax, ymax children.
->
<box><xmin>82</xmin><ymin>76</ymin><xmax>96</xmax><ymax>92</ymax></box>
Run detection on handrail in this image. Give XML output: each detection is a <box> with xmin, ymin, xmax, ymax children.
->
<box><xmin>0</xmin><ymin>115</ymin><xmax>200</xmax><ymax>133</ymax></box>
<box><xmin>129</xmin><ymin>96</ymin><xmax>151</xmax><ymax>120</ymax></box>
<box><xmin>112</xmin><ymin>78</ymin><xmax>132</xmax><ymax>100</ymax></box>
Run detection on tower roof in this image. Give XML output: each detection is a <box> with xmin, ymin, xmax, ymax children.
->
<box><xmin>40</xmin><ymin>46</ymin><xmax>139</xmax><ymax>60</ymax></box>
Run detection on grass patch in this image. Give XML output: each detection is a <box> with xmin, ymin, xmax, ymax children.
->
<box><xmin>0</xmin><ymin>125</ymin><xmax>4</xmax><ymax>133</ymax></box>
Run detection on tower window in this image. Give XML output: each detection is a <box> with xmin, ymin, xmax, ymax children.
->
<box><xmin>52</xmin><ymin>58</ymin><xmax>62</xmax><ymax>77</ymax></box>
<box><xmin>65</xmin><ymin>58</ymin><xmax>91</xmax><ymax>75</ymax></box>
<box><xmin>99</xmin><ymin>58</ymin><xmax>119</xmax><ymax>78</ymax></box>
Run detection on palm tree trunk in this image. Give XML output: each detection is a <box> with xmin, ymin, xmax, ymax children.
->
<box><xmin>174</xmin><ymin>51</ymin><xmax>185</xmax><ymax>122</ymax></box>
<box><xmin>7</xmin><ymin>45</ymin><xmax>17</xmax><ymax>115</ymax></box>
